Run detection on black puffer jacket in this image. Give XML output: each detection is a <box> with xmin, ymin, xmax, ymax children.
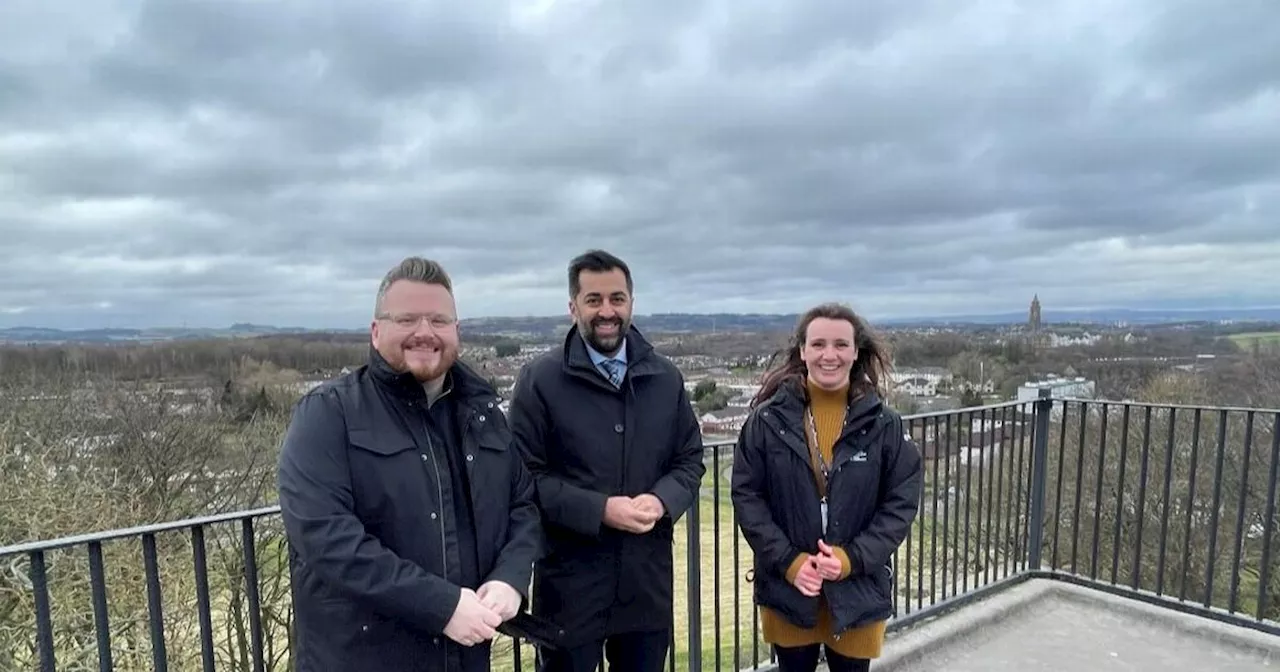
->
<box><xmin>731</xmin><ymin>381</ymin><xmax>923</xmax><ymax>633</ymax></box>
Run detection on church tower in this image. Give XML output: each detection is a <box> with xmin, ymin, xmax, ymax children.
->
<box><xmin>1029</xmin><ymin>294</ymin><xmax>1042</xmax><ymax>331</ymax></box>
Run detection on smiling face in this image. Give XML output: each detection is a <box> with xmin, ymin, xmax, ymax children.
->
<box><xmin>569</xmin><ymin>268</ymin><xmax>632</xmax><ymax>356</ymax></box>
<box><xmin>801</xmin><ymin>316</ymin><xmax>857</xmax><ymax>391</ymax></box>
<box><xmin>371</xmin><ymin>280</ymin><xmax>459</xmax><ymax>383</ymax></box>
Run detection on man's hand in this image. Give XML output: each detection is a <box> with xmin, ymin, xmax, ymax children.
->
<box><xmin>476</xmin><ymin>580</ymin><xmax>522</xmax><ymax>622</ymax></box>
<box><xmin>790</xmin><ymin>554</ymin><xmax>823</xmax><ymax>597</ymax></box>
<box><xmin>599</xmin><ymin>494</ymin><xmax>660</xmax><ymax>532</ymax></box>
<box><xmin>813</xmin><ymin>540</ymin><xmax>844</xmax><ymax>581</ymax></box>
<box><xmin>633</xmin><ymin>493</ymin><xmax>665</xmax><ymax>521</ymax></box>
<box><xmin>443</xmin><ymin>588</ymin><xmax>502</xmax><ymax>647</ymax></box>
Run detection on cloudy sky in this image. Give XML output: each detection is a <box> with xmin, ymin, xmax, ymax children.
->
<box><xmin>2</xmin><ymin>0</ymin><xmax>1278</xmax><ymax>329</ymax></box>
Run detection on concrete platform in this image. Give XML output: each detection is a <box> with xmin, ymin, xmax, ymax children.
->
<box><xmin>874</xmin><ymin>578</ymin><xmax>1279</xmax><ymax>671</ymax></box>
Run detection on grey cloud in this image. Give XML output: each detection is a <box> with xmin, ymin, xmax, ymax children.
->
<box><xmin>90</xmin><ymin>0</ymin><xmax>534</xmax><ymax>108</ymax></box>
<box><xmin>2</xmin><ymin>0</ymin><xmax>1279</xmax><ymax>329</ymax></box>
<box><xmin>1134</xmin><ymin>0</ymin><xmax>1280</xmax><ymax>106</ymax></box>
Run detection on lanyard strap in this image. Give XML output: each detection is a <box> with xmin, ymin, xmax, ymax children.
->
<box><xmin>803</xmin><ymin>406</ymin><xmax>833</xmax><ymax>500</ymax></box>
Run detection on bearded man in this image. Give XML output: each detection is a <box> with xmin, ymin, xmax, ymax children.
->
<box><xmin>508</xmin><ymin>249</ymin><xmax>706</xmax><ymax>672</ymax></box>
<box><xmin>278</xmin><ymin>256</ymin><xmax>542</xmax><ymax>672</ymax></box>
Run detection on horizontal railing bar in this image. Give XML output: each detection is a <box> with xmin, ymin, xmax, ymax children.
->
<box><xmin>887</xmin><ymin>572</ymin><xmax>1036</xmax><ymax>634</ymax></box>
<box><xmin>1054</xmin><ymin>397</ymin><xmax>1280</xmax><ymax>414</ymax></box>
<box><xmin>0</xmin><ymin>505</ymin><xmax>283</xmax><ymax>556</ymax></box>
<box><xmin>903</xmin><ymin>398</ymin><xmax>1033</xmax><ymax>420</ymax></box>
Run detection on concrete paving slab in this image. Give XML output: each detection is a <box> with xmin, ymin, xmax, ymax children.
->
<box><xmin>871</xmin><ymin>578</ymin><xmax>1279</xmax><ymax>671</ymax></box>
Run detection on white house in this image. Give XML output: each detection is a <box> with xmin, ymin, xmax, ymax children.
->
<box><xmin>890</xmin><ymin>367</ymin><xmax>953</xmax><ymax>397</ymax></box>
<box><xmin>700</xmin><ymin>408</ymin><xmax>749</xmax><ymax>434</ymax></box>
<box><xmin>1017</xmin><ymin>375</ymin><xmax>1096</xmax><ymax>402</ymax></box>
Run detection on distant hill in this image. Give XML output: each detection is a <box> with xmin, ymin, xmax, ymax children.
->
<box><xmin>462</xmin><ymin>307</ymin><xmax>1280</xmax><ymax>336</ymax></box>
<box><xmin>4</xmin><ymin>307</ymin><xmax>1279</xmax><ymax>344</ymax></box>
<box><xmin>461</xmin><ymin>312</ymin><xmax>805</xmax><ymax>337</ymax></box>
<box><xmin>0</xmin><ymin>323</ymin><xmax>361</xmax><ymax>345</ymax></box>
<box><xmin>908</xmin><ymin>307</ymin><xmax>1280</xmax><ymax>326</ymax></box>
<box><xmin>896</xmin><ymin>304</ymin><xmax>1280</xmax><ymax>326</ymax></box>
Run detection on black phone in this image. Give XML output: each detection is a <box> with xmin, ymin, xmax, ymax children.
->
<box><xmin>497</xmin><ymin>611</ymin><xmax>567</xmax><ymax>650</ymax></box>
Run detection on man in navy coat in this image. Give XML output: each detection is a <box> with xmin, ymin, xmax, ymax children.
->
<box><xmin>509</xmin><ymin>249</ymin><xmax>706</xmax><ymax>672</ymax></box>
<box><xmin>278</xmin><ymin>256</ymin><xmax>543</xmax><ymax>672</ymax></box>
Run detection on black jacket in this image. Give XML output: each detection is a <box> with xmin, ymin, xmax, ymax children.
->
<box><xmin>507</xmin><ymin>324</ymin><xmax>706</xmax><ymax>645</ymax></box>
<box><xmin>277</xmin><ymin>348</ymin><xmax>542</xmax><ymax>672</ymax></box>
<box><xmin>731</xmin><ymin>381</ymin><xmax>923</xmax><ymax>633</ymax></box>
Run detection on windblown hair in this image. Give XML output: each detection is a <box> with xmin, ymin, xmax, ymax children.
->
<box><xmin>374</xmin><ymin>256</ymin><xmax>453</xmax><ymax>316</ymax></box>
<box><xmin>751</xmin><ymin>302</ymin><xmax>893</xmax><ymax>408</ymax></box>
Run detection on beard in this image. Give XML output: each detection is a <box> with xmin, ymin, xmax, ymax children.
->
<box><xmin>582</xmin><ymin>316</ymin><xmax>627</xmax><ymax>355</ymax></box>
<box><xmin>389</xmin><ymin>338</ymin><xmax>457</xmax><ymax>382</ymax></box>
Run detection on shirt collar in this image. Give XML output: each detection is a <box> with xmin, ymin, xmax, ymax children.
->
<box><xmin>583</xmin><ymin>335</ymin><xmax>627</xmax><ymax>366</ymax></box>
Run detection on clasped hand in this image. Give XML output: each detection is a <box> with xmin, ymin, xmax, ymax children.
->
<box><xmin>443</xmin><ymin>580</ymin><xmax>521</xmax><ymax>647</ymax></box>
<box><xmin>603</xmin><ymin>493</ymin><xmax>664</xmax><ymax>533</ymax></box>
<box><xmin>791</xmin><ymin>540</ymin><xmax>844</xmax><ymax>597</ymax></box>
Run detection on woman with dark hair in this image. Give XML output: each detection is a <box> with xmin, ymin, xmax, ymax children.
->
<box><xmin>731</xmin><ymin>303</ymin><xmax>924</xmax><ymax>672</ymax></box>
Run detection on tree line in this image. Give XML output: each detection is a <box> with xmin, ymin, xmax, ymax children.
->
<box><xmin>0</xmin><ymin>332</ymin><xmax>527</xmax><ymax>386</ymax></box>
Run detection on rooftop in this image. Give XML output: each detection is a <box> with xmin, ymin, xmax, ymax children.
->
<box><xmin>2</xmin><ymin>393</ymin><xmax>1277</xmax><ymax>670</ymax></box>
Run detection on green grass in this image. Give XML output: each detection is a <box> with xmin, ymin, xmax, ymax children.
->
<box><xmin>1227</xmin><ymin>331</ymin><xmax>1280</xmax><ymax>346</ymax></box>
<box><xmin>671</xmin><ymin>493</ymin><xmax>773</xmax><ymax>672</ymax></box>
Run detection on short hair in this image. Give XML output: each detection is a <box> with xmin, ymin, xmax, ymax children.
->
<box><xmin>568</xmin><ymin>249</ymin><xmax>633</xmax><ymax>298</ymax></box>
<box><xmin>374</xmin><ymin>256</ymin><xmax>453</xmax><ymax>315</ymax></box>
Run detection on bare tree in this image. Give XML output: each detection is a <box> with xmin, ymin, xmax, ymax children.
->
<box><xmin>0</xmin><ymin>372</ymin><xmax>297</xmax><ymax>671</ymax></box>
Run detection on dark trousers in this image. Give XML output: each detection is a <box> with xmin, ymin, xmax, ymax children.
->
<box><xmin>537</xmin><ymin>630</ymin><xmax>670</xmax><ymax>672</ymax></box>
<box><xmin>773</xmin><ymin>643</ymin><xmax>871</xmax><ymax>672</ymax></box>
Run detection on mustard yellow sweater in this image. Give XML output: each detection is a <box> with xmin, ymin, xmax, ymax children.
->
<box><xmin>758</xmin><ymin>380</ymin><xmax>887</xmax><ymax>659</ymax></box>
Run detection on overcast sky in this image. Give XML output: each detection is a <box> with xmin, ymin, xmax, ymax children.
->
<box><xmin>2</xmin><ymin>0</ymin><xmax>1278</xmax><ymax>330</ymax></box>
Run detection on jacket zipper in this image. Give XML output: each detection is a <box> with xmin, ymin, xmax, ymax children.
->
<box><xmin>421</xmin><ymin>416</ymin><xmax>450</xmax><ymax>665</ymax></box>
<box><xmin>825</xmin><ymin>421</ymin><xmax>881</xmax><ymax>539</ymax></box>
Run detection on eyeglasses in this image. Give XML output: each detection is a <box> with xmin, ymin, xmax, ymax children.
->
<box><xmin>377</xmin><ymin>313</ymin><xmax>457</xmax><ymax>330</ymax></box>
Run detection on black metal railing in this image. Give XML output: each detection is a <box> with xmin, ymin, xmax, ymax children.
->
<box><xmin>1</xmin><ymin>507</ymin><xmax>285</xmax><ymax>672</ymax></box>
<box><xmin>3</xmin><ymin>394</ymin><xmax>1278</xmax><ymax>671</ymax></box>
<box><xmin>1033</xmin><ymin>397</ymin><xmax>1280</xmax><ymax>629</ymax></box>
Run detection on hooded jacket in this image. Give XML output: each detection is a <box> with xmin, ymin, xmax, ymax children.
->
<box><xmin>731</xmin><ymin>380</ymin><xmax>923</xmax><ymax>633</ymax></box>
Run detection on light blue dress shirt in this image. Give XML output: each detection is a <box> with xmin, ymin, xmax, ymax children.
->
<box><xmin>584</xmin><ymin>337</ymin><xmax>627</xmax><ymax>387</ymax></box>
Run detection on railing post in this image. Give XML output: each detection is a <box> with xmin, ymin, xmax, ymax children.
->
<box><xmin>686</xmin><ymin>490</ymin><xmax>702</xmax><ymax>672</ymax></box>
<box><xmin>30</xmin><ymin>551</ymin><xmax>55</xmax><ymax>672</ymax></box>
<box><xmin>1027</xmin><ymin>388</ymin><xmax>1053</xmax><ymax>571</ymax></box>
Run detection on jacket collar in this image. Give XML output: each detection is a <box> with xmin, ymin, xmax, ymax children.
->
<box><xmin>366</xmin><ymin>345</ymin><xmax>496</xmax><ymax>406</ymax></box>
<box><xmin>757</xmin><ymin>377</ymin><xmax>886</xmax><ymax>467</ymax></box>
<box><xmin>762</xmin><ymin>377</ymin><xmax>884</xmax><ymax>432</ymax></box>
<box><xmin>561</xmin><ymin>322</ymin><xmax>662</xmax><ymax>385</ymax></box>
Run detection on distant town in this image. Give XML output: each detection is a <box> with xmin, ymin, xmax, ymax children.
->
<box><xmin>3</xmin><ymin>297</ymin><xmax>1277</xmax><ymax>446</ymax></box>
<box><xmin>440</xmin><ymin>296</ymin><xmax>1278</xmax><ymax>441</ymax></box>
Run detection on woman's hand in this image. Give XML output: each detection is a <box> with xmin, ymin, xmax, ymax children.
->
<box><xmin>813</xmin><ymin>540</ymin><xmax>844</xmax><ymax>580</ymax></box>
<box><xmin>790</xmin><ymin>554</ymin><xmax>823</xmax><ymax>596</ymax></box>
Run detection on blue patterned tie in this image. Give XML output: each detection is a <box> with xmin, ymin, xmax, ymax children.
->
<box><xmin>601</xmin><ymin>359</ymin><xmax>624</xmax><ymax>387</ymax></box>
